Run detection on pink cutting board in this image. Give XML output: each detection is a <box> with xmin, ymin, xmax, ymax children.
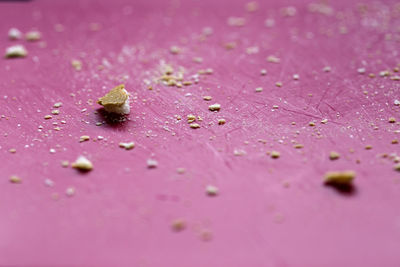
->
<box><xmin>1</xmin><ymin>0</ymin><xmax>400</xmax><ymax>266</ymax></box>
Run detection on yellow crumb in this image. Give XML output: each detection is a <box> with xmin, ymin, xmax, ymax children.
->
<box><xmin>270</xmin><ymin>151</ymin><xmax>280</xmax><ymax>159</ymax></box>
<box><xmin>209</xmin><ymin>103</ymin><xmax>221</xmax><ymax>111</ymax></box>
<box><xmin>9</xmin><ymin>175</ymin><xmax>22</xmax><ymax>184</ymax></box>
<box><xmin>218</xmin><ymin>119</ymin><xmax>226</xmax><ymax>125</ymax></box>
<box><xmin>119</xmin><ymin>142</ymin><xmax>135</xmax><ymax>150</ymax></box>
<box><xmin>190</xmin><ymin>123</ymin><xmax>200</xmax><ymax>129</ymax></box>
<box><xmin>171</xmin><ymin>219</ymin><xmax>186</xmax><ymax>232</ymax></box>
<box><xmin>329</xmin><ymin>151</ymin><xmax>340</xmax><ymax>160</ymax></box>
<box><xmin>79</xmin><ymin>135</ymin><xmax>90</xmax><ymax>142</ymax></box>
<box><xmin>324</xmin><ymin>171</ymin><xmax>355</xmax><ymax>185</ymax></box>
<box><xmin>71</xmin><ymin>155</ymin><xmax>93</xmax><ymax>171</ymax></box>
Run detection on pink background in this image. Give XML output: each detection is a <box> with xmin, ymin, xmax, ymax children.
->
<box><xmin>1</xmin><ymin>0</ymin><xmax>400</xmax><ymax>266</ymax></box>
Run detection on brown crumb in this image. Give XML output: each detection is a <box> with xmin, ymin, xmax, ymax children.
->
<box><xmin>270</xmin><ymin>151</ymin><xmax>280</xmax><ymax>159</ymax></box>
<box><xmin>324</xmin><ymin>171</ymin><xmax>355</xmax><ymax>186</ymax></box>
<box><xmin>171</xmin><ymin>219</ymin><xmax>186</xmax><ymax>232</ymax></box>
<box><xmin>218</xmin><ymin>119</ymin><xmax>226</xmax><ymax>125</ymax></box>
<box><xmin>293</xmin><ymin>144</ymin><xmax>303</xmax><ymax>149</ymax></box>
<box><xmin>329</xmin><ymin>151</ymin><xmax>340</xmax><ymax>160</ymax></box>
<box><xmin>190</xmin><ymin>123</ymin><xmax>200</xmax><ymax>129</ymax></box>
<box><xmin>388</xmin><ymin>117</ymin><xmax>396</xmax><ymax>123</ymax></box>
<box><xmin>365</xmin><ymin>145</ymin><xmax>372</xmax><ymax>150</ymax></box>
<box><xmin>79</xmin><ymin>135</ymin><xmax>90</xmax><ymax>142</ymax></box>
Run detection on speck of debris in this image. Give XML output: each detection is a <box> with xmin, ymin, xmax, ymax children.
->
<box><xmin>394</xmin><ymin>164</ymin><xmax>400</xmax><ymax>172</ymax></box>
<box><xmin>203</xmin><ymin>96</ymin><xmax>212</xmax><ymax>101</ymax></box>
<box><xmin>321</xmin><ymin>118</ymin><xmax>328</xmax><ymax>124</ymax></box>
<box><xmin>293</xmin><ymin>74</ymin><xmax>300</xmax><ymax>80</ymax></box>
<box><xmin>329</xmin><ymin>151</ymin><xmax>340</xmax><ymax>160</ymax></box>
<box><xmin>208</xmin><ymin>103</ymin><xmax>221</xmax><ymax>111</ymax></box>
<box><xmin>365</xmin><ymin>145</ymin><xmax>372</xmax><ymax>150</ymax></box>
<box><xmin>25</xmin><ymin>31</ymin><xmax>41</xmax><ymax>41</ymax></box>
<box><xmin>392</xmin><ymin>139</ymin><xmax>399</xmax><ymax>144</ymax></box>
<box><xmin>9</xmin><ymin>148</ymin><xmax>16</xmax><ymax>153</ymax></box>
<box><xmin>170</xmin><ymin>46</ymin><xmax>180</xmax><ymax>54</ymax></box>
<box><xmin>176</xmin><ymin>168</ymin><xmax>186</xmax><ymax>174</ymax></box>
<box><xmin>187</xmin><ymin>114</ymin><xmax>196</xmax><ymax>123</ymax></box>
<box><xmin>218</xmin><ymin>119</ymin><xmax>226</xmax><ymax>125</ymax></box>
<box><xmin>190</xmin><ymin>123</ymin><xmax>200</xmax><ymax>129</ymax></box>
<box><xmin>71</xmin><ymin>59</ymin><xmax>82</xmax><ymax>71</ymax></box>
<box><xmin>119</xmin><ymin>142</ymin><xmax>135</xmax><ymax>150</ymax></box>
<box><xmin>171</xmin><ymin>219</ymin><xmax>186</xmax><ymax>232</ymax></box>
<box><xmin>147</xmin><ymin>159</ymin><xmax>158</xmax><ymax>168</ymax></box>
<box><xmin>44</xmin><ymin>178</ymin><xmax>54</xmax><ymax>187</ymax></box>
<box><xmin>357</xmin><ymin>67</ymin><xmax>366</xmax><ymax>74</ymax></box>
<box><xmin>267</xmin><ymin>55</ymin><xmax>280</xmax><ymax>63</ymax></box>
<box><xmin>275</xmin><ymin>82</ymin><xmax>283</xmax><ymax>87</ymax></box>
<box><xmin>270</xmin><ymin>151</ymin><xmax>280</xmax><ymax>159</ymax></box>
<box><xmin>200</xmin><ymin>229</ymin><xmax>213</xmax><ymax>241</ymax></box>
<box><xmin>324</xmin><ymin>171</ymin><xmax>355</xmax><ymax>186</ymax></box>
<box><xmin>206</xmin><ymin>185</ymin><xmax>218</xmax><ymax>196</ymax></box>
<box><xmin>51</xmin><ymin>110</ymin><xmax>60</xmax><ymax>115</ymax></box>
<box><xmin>10</xmin><ymin>175</ymin><xmax>22</xmax><ymax>184</ymax></box>
<box><xmin>260</xmin><ymin>69</ymin><xmax>267</xmax><ymax>75</ymax></box>
<box><xmin>255</xmin><ymin>87</ymin><xmax>263</xmax><ymax>92</ymax></box>
<box><xmin>388</xmin><ymin>117</ymin><xmax>396</xmax><ymax>123</ymax></box>
<box><xmin>5</xmin><ymin>45</ymin><xmax>27</xmax><ymax>58</ymax></box>
<box><xmin>309</xmin><ymin>121</ymin><xmax>316</xmax><ymax>126</ymax></box>
<box><xmin>66</xmin><ymin>187</ymin><xmax>75</xmax><ymax>197</ymax></box>
<box><xmin>8</xmin><ymin>28</ymin><xmax>22</xmax><ymax>40</ymax></box>
<box><xmin>79</xmin><ymin>135</ymin><xmax>90</xmax><ymax>142</ymax></box>
<box><xmin>294</xmin><ymin>144</ymin><xmax>304</xmax><ymax>149</ymax></box>
<box><xmin>44</xmin><ymin>115</ymin><xmax>52</xmax><ymax>120</ymax></box>
<box><xmin>272</xmin><ymin>105</ymin><xmax>279</xmax><ymax>109</ymax></box>
<box><xmin>61</xmin><ymin>160</ymin><xmax>69</xmax><ymax>167</ymax></box>
<box><xmin>323</xmin><ymin>66</ymin><xmax>331</xmax><ymax>72</ymax></box>
<box><xmin>49</xmin><ymin>148</ymin><xmax>56</xmax><ymax>154</ymax></box>
<box><xmin>71</xmin><ymin>156</ymin><xmax>93</xmax><ymax>171</ymax></box>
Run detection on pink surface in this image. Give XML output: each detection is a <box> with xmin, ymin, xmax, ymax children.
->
<box><xmin>1</xmin><ymin>0</ymin><xmax>400</xmax><ymax>266</ymax></box>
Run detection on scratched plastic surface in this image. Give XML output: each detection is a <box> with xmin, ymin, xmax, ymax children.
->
<box><xmin>1</xmin><ymin>0</ymin><xmax>400</xmax><ymax>266</ymax></box>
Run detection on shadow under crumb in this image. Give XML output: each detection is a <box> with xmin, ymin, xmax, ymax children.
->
<box><xmin>95</xmin><ymin>108</ymin><xmax>129</xmax><ymax>129</ymax></box>
<box><xmin>325</xmin><ymin>183</ymin><xmax>357</xmax><ymax>196</ymax></box>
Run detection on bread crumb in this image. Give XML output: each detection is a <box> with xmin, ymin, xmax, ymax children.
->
<box><xmin>293</xmin><ymin>74</ymin><xmax>300</xmax><ymax>80</ymax></box>
<box><xmin>66</xmin><ymin>187</ymin><xmax>75</xmax><ymax>197</ymax></box>
<box><xmin>44</xmin><ymin>178</ymin><xmax>54</xmax><ymax>187</ymax></box>
<box><xmin>187</xmin><ymin>114</ymin><xmax>196</xmax><ymax>123</ymax></box>
<box><xmin>71</xmin><ymin>156</ymin><xmax>93</xmax><ymax>171</ymax></box>
<box><xmin>5</xmin><ymin>45</ymin><xmax>27</xmax><ymax>58</ymax></box>
<box><xmin>203</xmin><ymin>96</ymin><xmax>212</xmax><ymax>101</ymax></box>
<box><xmin>321</xmin><ymin>118</ymin><xmax>328</xmax><ymax>124</ymax></box>
<box><xmin>294</xmin><ymin>144</ymin><xmax>303</xmax><ymax>149</ymax></box>
<box><xmin>206</xmin><ymin>185</ymin><xmax>218</xmax><ymax>196</ymax></box>
<box><xmin>176</xmin><ymin>167</ymin><xmax>186</xmax><ymax>174</ymax></box>
<box><xmin>119</xmin><ymin>142</ymin><xmax>135</xmax><ymax>150</ymax></box>
<box><xmin>389</xmin><ymin>117</ymin><xmax>396</xmax><ymax>123</ymax></box>
<box><xmin>25</xmin><ymin>31</ymin><xmax>41</xmax><ymax>41</ymax></box>
<box><xmin>171</xmin><ymin>219</ymin><xmax>186</xmax><ymax>232</ymax></box>
<box><xmin>51</xmin><ymin>110</ymin><xmax>60</xmax><ymax>115</ymax></box>
<box><xmin>365</xmin><ymin>145</ymin><xmax>372</xmax><ymax>150</ymax></box>
<box><xmin>323</xmin><ymin>66</ymin><xmax>331</xmax><ymax>72</ymax></box>
<box><xmin>309</xmin><ymin>121</ymin><xmax>316</xmax><ymax>126</ymax></box>
<box><xmin>260</xmin><ymin>69</ymin><xmax>267</xmax><ymax>75</ymax></box>
<box><xmin>147</xmin><ymin>159</ymin><xmax>158</xmax><ymax>168</ymax></box>
<box><xmin>71</xmin><ymin>59</ymin><xmax>82</xmax><ymax>71</ymax></box>
<box><xmin>97</xmin><ymin>84</ymin><xmax>130</xmax><ymax>115</ymax></box>
<box><xmin>8</xmin><ymin>28</ymin><xmax>22</xmax><ymax>40</ymax></box>
<box><xmin>394</xmin><ymin>164</ymin><xmax>400</xmax><ymax>171</ymax></box>
<box><xmin>329</xmin><ymin>151</ymin><xmax>340</xmax><ymax>160</ymax></box>
<box><xmin>10</xmin><ymin>175</ymin><xmax>22</xmax><ymax>184</ymax></box>
<box><xmin>9</xmin><ymin>148</ymin><xmax>16</xmax><ymax>153</ymax></box>
<box><xmin>275</xmin><ymin>82</ymin><xmax>283</xmax><ymax>87</ymax></box>
<box><xmin>218</xmin><ymin>119</ymin><xmax>226</xmax><ymax>125</ymax></box>
<box><xmin>270</xmin><ymin>151</ymin><xmax>280</xmax><ymax>159</ymax></box>
<box><xmin>209</xmin><ymin>103</ymin><xmax>221</xmax><ymax>111</ymax></box>
<box><xmin>190</xmin><ymin>123</ymin><xmax>200</xmax><ymax>129</ymax></box>
<box><xmin>79</xmin><ymin>135</ymin><xmax>90</xmax><ymax>142</ymax></box>
<box><xmin>392</xmin><ymin>139</ymin><xmax>399</xmax><ymax>144</ymax></box>
<box><xmin>255</xmin><ymin>87</ymin><xmax>263</xmax><ymax>92</ymax></box>
<box><xmin>61</xmin><ymin>160</ymin><xmax>69</xmax><ymax>167</ymax></box>
<box><xmin>44</xmin><ymin>115</ymin><xmax>52</xmax><ymax>120</ymax></box>
<box><xmin>170</xmin><ymin>46</ymin><xmax>180</xmax><ymax>54</ymax></box>
<box><xmin>324</xmin><ymin>171</ymin><xmax>355</xmax><ymax>185</ymax></box>
<box><xmin>53</xmin><ymin>102</ymin><xmax>62</xmax><ymax>108</ymax></box>
<box><xmin>267</xmin><ymin>55</ymin><xmax>280</xmax><ymax>63</ymax></box>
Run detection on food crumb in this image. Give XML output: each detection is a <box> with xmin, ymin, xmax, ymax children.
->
<box><xmin>9</xmin><ymin>148</ymin><xmax>16</xmax><ymax>153</ymax></box>
<box><xmin>293</xmin><ymin>74</ymin><xmax>300</xmax><ymax>80</ymax></box>
<box><xmin>218</xmin><ymin>119</ymin><xmax>226</xmax><ymax>125</ymax></box>
<box><xmin>71</xmin><ymin>59</ymin><xmax>82</xmax><ymax>71</ymax></box>
<box><xmin>71</xmin><ymin>155</ymin><xmax>93</xmax><ymax>171</ymax></box>
<box><xmin>270</xmin><ymin>151</ymin><xmax>280</xmax><ymax>159</ymax></box>
<box><xmin>329</xmin><ymin>151</ymin><xmax>340</xmax><ymax>160</ymax></box>
<box><xmin>66</xmin><ymin>187</ymin><xmax>75</xmax><ymax>197</ymax></box>
<box><xmin>44</xmin><ymin>178</ymin><xmax>54</xmax><ymax>187</ymax></box>
<box><xmin>53</xmin><ymin>102</ymin><xmax>62</xmax><ymax>108</ymax></box>
<box><xmin>203</xmin><ymin>96</ymin><xmax>212</xmax><ymax>101</ymax></box>
<box><xmin>321</xmin><ymin>118</ymin><xmax>328</xmax><ymax>124</ymax></box>
<box><xmin>61</xmin><ymin>160</ymin><xmax>69</xmax><ymax>167</ymax></box>
<box><xmin>147</xmin><ymin>159</ymin><xmax>158</xmax><ymax>168</ymax></box>
<box><xmin>187</xmin><ymin>114</ymin><xmax>196</xmax><ymax>123</ymax></box>
<box><xmin>171</xmin><ymin>219</ymin><xmax>186</xmax><ymax>232</ymax></box>
<box><xmin>208</xmin><ymin>103</ymin><xmax>221</xmax><ymax>111</ymax></box>
<box><xmin>176</xmin><ymin>167</ymin><xmax>186</xmax><ymax>174</ymax></box>
<box><xmin>9</xmin><ymin>175</ymin><xmax>22</xmax><ymax>184</ymax></box>
<box><xmin>309</xmin><ymin>121</ymin><xmax>316</xmax><ymax>126</ymax></box>
<box><xmin>5</xmin><ymin>45</ymin><xmax>27</xmax><ymax>58</ymax></box>
<box><xmin>79</xmin><ymin>135</ymin><xmax>90</xmax><ymax>142</ymax></box>
<box><xmin>119</xmin><ymin>142</ymin><xmax>135</xmax><ymax>150</ymax></box>
<box><xmin>8</xmin><ymin>28</ymin><xmax>22</xmax><ymax>40</ymax></box>
<box><xmin>260</xmin><ymin>69</ymin><xmax>267</xmax><ymax>75</ymax></box>
<box><xmin>97</xmin><ymin>84</ymin><xmax>130</xmax><ymax>115</ymax></box>
<box><xmin>170</xmin><ymin>46</ymin><xmax>181</xmax><ymax>54</ymax></box>
<box><xmin>25</xmin><ymin>31</ymin><xmax>41</xmax><ymax>41</ymax></box>
<box><xmin>255</xmin><ymin>87</ymin><xmax>263</xmax><ymax>92</ymax></box>
<box><xmin>324</xmin><ymin>171</ymin><xmax>355</xmax><ymax>186</ymax></box>
<box><xmin>190</xmin><ymin>123</ymin><xmax>200</xmax><ymax>129</ymax></box>
<box><xmin>365</xmin><ymin>145</ymin><xmax>372</xmax><ymax>150</ymax></box>
<box><xmin>51</xmin><ymin>110</ymin><xmax>60</xmax><ymax>115</ymax></box>
<box><xmin>206</xmin><ymin>185</ymin><xmax>218</xmax><ymax>196</ymax></box>
<box><xmin>388</xmin><ymin>117</ymin><xmax>396</xmax><ymax>123</ymax></box>
<box><xmin>394</xmin><ymin>164</ymin><xmax>400</xmax><ymax>172</ymax></box>
<box><xmin>44</xmin><ymin>115</ymin><xmax>52</xmax><ymax>120</ymax></box>
<box><xmin>200</xmin><ymin>229</ymin><xmax>213</xmax><ymax>241</ymax></box>
<box><xmin>267</xmin><ymin>55</ymin><xmax>280</xmax><ymax>63</ymax></box>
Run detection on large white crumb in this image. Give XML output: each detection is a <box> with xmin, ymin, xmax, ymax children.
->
<box><xmin>147</xmin><ymin>159</ymin><xmax>158</xmax><ymax>168</ymax></box>
<box><xmin>119</xmin><ymin>142</ymin><xmax>135</xmax><ymax>150</ymax></box>
<box><xmin>8</xmin><ymin>28</ymin><xmax>22</xmax><ymax>40</ymax></box>
<box><xmin>71</xmin><ymin>155</ymin><xmax>93</xmax><ymax>171</ymax></box>
<box><xmin>5</xmin><ymin>45</ymin><xmax>27</xmax><ymax>58</ymax></box>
